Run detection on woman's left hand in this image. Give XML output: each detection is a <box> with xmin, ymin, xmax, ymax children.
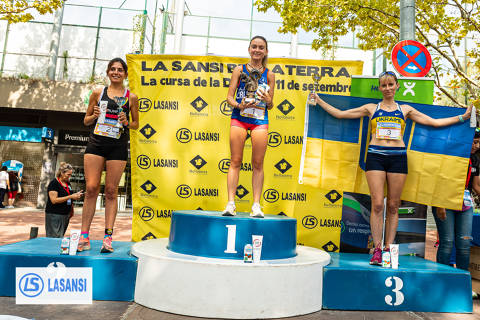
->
<box><xmin>118</xmin><ymin>111</ymin><xmax>128</xmax><ymax>126</ymax></box>
<box><xmin>462</xmin><ymin>104</ymin><xmax>473</xmax><ymax>120</ymax></box>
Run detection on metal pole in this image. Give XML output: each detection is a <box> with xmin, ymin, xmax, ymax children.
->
<box><xmin>206</xmin><ymin>16</ymin><xmax>211</xmax><ymax>54</ymax></box>
<box><xmin>400</xmin><ymin>0</ymin><xmax>415</xmax><ymax>41</ymax></box>
<box><xmin>47</xmin><ymin>4</ymin><xmax>65</xmax><ymax>80</ymax></box>
<box><xmin>91</xmin><ymin>7</ymin><xmax>103</xmax><ymax>80</ymax></box>
<box><xmin>0</xmin><ymin>22</ymin><xmax>11</xmax><ymax>77</ymax></box>
<box><xmin>159</xmin><ymin>0</ymin><xmax>170</xmax><ymax>54</ymax></box>
<box><xmin>151</xmin><ymin>0</ymin><xmax>158</xmax><ymax>54</ymax></box>
<box><xmin>289</xmin><ymin>33</ymin><xmax>298</xmax><ymax>58</ymax></box>
<box><xmin>173</xmin><ymin>0</ymin><xmax>185</xmax><ymax>53</ymax></box>
<box><xmin>141</xmin><ymin>10</ymin><xmax>147</xmax><ymax>53</ymax></box>
<box><xmin>249</xmin><ymin>0</ymin><xmax>254</xmax><ymax>39</ymax></box>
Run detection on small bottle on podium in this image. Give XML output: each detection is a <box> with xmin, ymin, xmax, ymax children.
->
<box><xmin>244</xmin><ymin>244</ymin><xmax>253</xmax><ymax>263</ymax></box>
<box><xmin>60</xmin><ymin>237</ymin><xmax>70</xmax><ymax>255</ymax></box>
<box><xmin>382</xmin><ymin>250</ymin><xmax>391</xmax><ymax>268</ymax></box>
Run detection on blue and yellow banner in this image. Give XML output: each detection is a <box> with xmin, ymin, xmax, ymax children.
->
<box><xmin>300</xmin><ymin>94</ymin><xmax>474</xmax><ymax>210</ymax></box>
<box><xmin>127</xmin><ymin>54</ymin><xmax>363</xmax><ymax>249</ymax></box>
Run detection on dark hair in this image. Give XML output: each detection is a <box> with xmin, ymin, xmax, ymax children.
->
<box><xmin>475</xmin><ymin>129</ymin><xmax>480</xmax><ymax>139</ymax></box>
<box><xmin>378</xmin><ymin>71</ymin><xmax>398</xmax><ymax>84</ymax></box>
<box><xmin>107</xmin><ymin>57</ymin><xmax>128</xmax><ymax>74</ymax></box>
<box><xmin>1</xmin><ymin>166</ymin><xmax>6</xmax><ymax>171</ymax></box>
<box><xmin>249</xmin><ymin>35</ymin><xmax>268</xmax><ymax>68</ymax></box>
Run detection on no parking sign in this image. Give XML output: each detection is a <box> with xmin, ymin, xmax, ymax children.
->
<box><xmin>391</xmin><ymin>40</ymin><xmax>432</xmax><ymax>77</ymax></box>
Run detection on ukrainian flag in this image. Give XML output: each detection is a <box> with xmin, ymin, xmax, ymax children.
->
<box><xmin>300</xmin><ymin>94</ymin><xmax>474</xmax><ymax>210</ymax></box>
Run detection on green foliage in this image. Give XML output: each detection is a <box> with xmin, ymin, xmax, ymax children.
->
<box><xmin>0</xmin><ymin>0</ymin><xmax>64</xmax><ymax>23</ymax></box>
<box><xmin>255</xmin><ymin>0</ymin><xmax>480</xmax><ymax>107</ymax></box>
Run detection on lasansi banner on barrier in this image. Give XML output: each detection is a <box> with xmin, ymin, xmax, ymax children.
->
<box><xmin>127</xmin><ymin>54</ymin><xmax>363</xmax><ymax>251</ymax></box>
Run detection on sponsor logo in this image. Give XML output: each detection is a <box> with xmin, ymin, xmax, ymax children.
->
<box><xmin>139</xmin><ymin>124</ymin><xmax>157</xmax><ymax>140</ymax></box>
<box><xmin>176</xmin><ymin>184</ymin><xmax>192</xmax><ymax>198</ymax></box>
<box><xmin>190</xmin><ymin>155</ymin><xmax>207</xmax><ymax>170</ymax></box>
<box><xmin>275</xmin><ymin>159</ymin><xmax>292</xmax><ymax>174</ymax></box>
<box><xmin>236</xmin><ymin>185</ymin><xmax>249</xmax><ymax>199</ymax></box>
<box><xmin>153</xmin><ymin>158</ymin><xmax>178</xmax><ymax>168</ymax></box>
<box><xmin>139</xmin><ymin>206</ymin><xmax>155</xmax><ymax>221</ymax></box>
<box><xmin>176</xmin><ymin>128</ymin><xmax>220</xmax><ymax>143</ymax></box>
<box><xmin>140</xmin><ymin>180</ymin><xmax>156</xmax><ymax>195</ymax></box>
<box><xmin>191</xmin><ymin>96</ymin><xmax>208</xmax><ymax>113</ymax></box>
<box><xmin>263</xmin><ymin>189</ymin><xmax>279</xmax><ymax>203</ymax></box>
<box><xmin>139</xmin><ymin>98</ymin><xmax>179</xmax><ymax>112</ymax></box>
<box><xmin>176</xmin><ymin>128</ymin><xmax>192</xmax><ymax>143</ymax></box>
<box><xmin>325</xmin><ymin>190</ymin><xmax>342</xmax><ymax>204</ymax></box>
<box><xmin>281</xmin><ymin>192</ymin><xmax>307</xmax><ymax>201</ymax></box>
<box><xmin>136</xmin><ymin>155</ymin><xmax>151</xmax><ymax>169</ymax></box>
<box><xmin>218</xmin><ymin>159</ymin><xmax>230</xmax><ymax>173</ymax></box>
<box><xmin>218</xmin><ymin>159</ymin><xmax>253</xmax><ymax>173</ymax></box>
<box><xmin>284</xmin><ymin>135</ymin><xmax>303</xmax><ymax>145</ymax></box>
<box><xmin>322</xmin><ymin>241</ymin><xmax>339</xmax><ymax>252</ymax></box>
<box><xmin>276</xmin><ymin>99</ymin><xmax>295</xmax><ymax>117</ymax></box>
<box><xmin>219</xmin><ymin>100</ymin><xmax>233</xmax><ymax>116</ymax></box>
<box><xmin>138</xmin><ymin>98</ymin><xmax>152</xmax><ymax>112</ymax></box>
<box><xmin>142</xmin><ymin>232</ymin><xmax>157</xmax><ymax>240</ymax></box>
<box><xmin>302</xmin><ymin>215</ymin><xmax>318</xmax><ymax>229</ymax></box>
<box><xmin>16</xmin><ymin>266</ymin><xmax>92</xmax><ymax>304</ymax></box>
<box><xmin>268</xmin><ymin>132</ymin><xmax>282</xmax><ymax>147</ymax></box>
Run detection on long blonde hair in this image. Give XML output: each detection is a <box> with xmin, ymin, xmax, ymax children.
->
<box><xmin>56</xmin><ymin>162</ymin><xmax>73</xmax><ymax>178</ymax></box>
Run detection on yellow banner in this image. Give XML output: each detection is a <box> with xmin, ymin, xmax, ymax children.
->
<box><xmin>127</xmin><ymin>54</ymin><xmax>363</xmax><ymax>250</ymax></box>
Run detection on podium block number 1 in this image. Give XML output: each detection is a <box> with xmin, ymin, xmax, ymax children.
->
<box><xmin>224</xmin><ymin>225</ymin><xmax>237</xmax><ymax>253</ymax></box>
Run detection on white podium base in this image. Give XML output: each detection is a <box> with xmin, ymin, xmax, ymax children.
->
<box><xmin>131</xmin><ymin>239</ymin><xmax>330</xmax><ymax>319</ymax></box>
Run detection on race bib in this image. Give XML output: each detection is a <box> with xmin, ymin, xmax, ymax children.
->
<box><xmin>240</xmin><ymin>107</ymin><xmax>265</xmax><ymax>120</ymax></box>
<box><xmin>93</xmin><ymin>123</ymin><xmax>121</xmax><ymax>139</ymax></box>
<box><xmin>376</xmin><ymin>122</ymin><xmax>401</xmax><ymax>140</ymax></box>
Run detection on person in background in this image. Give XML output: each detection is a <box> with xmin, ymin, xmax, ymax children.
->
<box><xmin>45</xmin><ymin>162</ymin><xmax>83</xmax><ymax>238</ymax></box>
<box><xmin>433</xmin><ymin>131</ymin><xmax>480</xmax><ymax>271</ymax></box>
<box><xmin>0</xmin><ymin>166</ymin><xmax>9</xmax><ymax>209</ymax></box>
<box><xmin>6</xmin><ymin>171</ymin><xmax>19</xmax><ymax>208</ymax></box>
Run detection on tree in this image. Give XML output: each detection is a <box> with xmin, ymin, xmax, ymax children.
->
<box><xmin>0</xmin><ymin>0</ymin><xmax>63</xmax><ymax>23</ymax></box>
<box><xmin>255</xmin><ymin>0</ymin><xmax>479</xmax><ymax>107</ymax></box>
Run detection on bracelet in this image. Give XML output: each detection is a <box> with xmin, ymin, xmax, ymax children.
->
<box><xmin>458</xmin><ymin>115</ymin><xmax>464</xmax><ymax>123</ymax></box>
<box><xmin>124</xmin><ymin>121</ymin><xmax>129</xmax><ymax>127</ymax></box>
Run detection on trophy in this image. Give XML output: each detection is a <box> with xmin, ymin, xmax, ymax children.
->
<box><xmin>113</xmin><ymin>96</ymin><xmax>128</xmax><ymax>130</ymax></box>
<box><xmin>240</xmin><ymin>69</ymin><xmax>262</xmax><ymax>104</ymax></box>
<box><xmin>308</xmin><ymin>73</ymin><xmax>321</xmax><ymax>105</ymax></box>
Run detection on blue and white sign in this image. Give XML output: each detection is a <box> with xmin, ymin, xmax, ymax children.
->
<box><xmin>16</xmin><ymin>263</ymin><xmax>92</xmax><ymax>304</ymax></box>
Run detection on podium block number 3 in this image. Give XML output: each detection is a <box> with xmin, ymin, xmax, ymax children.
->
<box><xmin>225</xmin><ymin>225</ymin><xmax>237</xmax><ymax>253</ymax></box>
<box><xmin>385</xmin><ymin>276</ymin><xmax>404</xmax><ymax>306</ymax></box>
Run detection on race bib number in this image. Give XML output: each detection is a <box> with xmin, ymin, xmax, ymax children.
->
<box><xmin>240</xmin><ymin>107</ymin><xmax>265</xmax><ymax>120</ymax></box>
<box><xmin>376</xmin><ymin>122</ymin><xmax>401</xmax><ymax>140</ymax></box>
<box><xmin>93</xmin><ymin>123</ymin><xmax>121</xmax><ymax>139</ymax></box>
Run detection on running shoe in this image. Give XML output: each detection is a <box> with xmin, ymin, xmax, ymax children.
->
<box><xmin>77</xmin><ymin>237</ymin><xmax>91</xmax><ymax>252</ymax></box>
<box><xmin>369</xmin><ymin>247</ymin><xmax>382</xmax><ymax>265</ymax></box>
<box><xmin>222</xmin><ymin>202</ymin><xmax>236</xmax><ymax>216</ymax></box>
<box><xmin>250</xmin><ymin>203</ymin><xmax>264</xmax><ymax>218</ymax></box>
<box><xmin>101</xmin><ymin>236</ymin><xmax>114</xmax><ymax>253</ymax></box>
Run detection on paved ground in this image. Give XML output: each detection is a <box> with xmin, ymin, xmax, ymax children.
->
<box><xmin>0</xmin><ymin>207</ymin><xmax>479</xmax><ymax>319</ymax></box>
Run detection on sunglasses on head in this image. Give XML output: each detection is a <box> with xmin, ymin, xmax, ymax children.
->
<box><xmin>379</xmin><ymin>71</ymin><xmax>397</xmax><ymax>78</ymax></box>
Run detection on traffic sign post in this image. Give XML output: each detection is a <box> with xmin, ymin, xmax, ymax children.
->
<box><xmin>391</xmin><ymin>40</ymin><xmax>432</xmax><ymax>77</ymax></box>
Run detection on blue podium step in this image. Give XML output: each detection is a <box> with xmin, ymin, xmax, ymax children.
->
<box><xmin>323</xmin><ymin>253</ymin><xmax>472</xmax><ymax>313</ymax></box>
<box><xmin>0</xmin><ymin>237</ymin><xmax>137</xmax><ymax>301</ymax></box>
<box><xmin>168</xmin><ymin>210</ymin><xmax>297</xmax><ymax>260</ymax></box>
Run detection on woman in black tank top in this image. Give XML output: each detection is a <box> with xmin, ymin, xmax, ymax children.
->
<box><xmin>79</xmin><ymin>57</ymin><xmax>139</xmax><ymax>253</ymax></box>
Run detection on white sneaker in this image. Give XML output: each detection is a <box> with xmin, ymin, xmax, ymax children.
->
<box><xmin>222</xmin><ymin>202</ymin><xmax>236</xmax><ymax>216</ymax></box>
<box><xmin>250</xmin><ymin>203</ymin><xmax>264</xmax><ymax>218</ymax></box>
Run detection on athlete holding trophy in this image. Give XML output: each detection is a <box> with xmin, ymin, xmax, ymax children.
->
<box><xmin>222</xmin><ymin>35</ymin><xmax>275</xmax><ymax>218</ymax></box>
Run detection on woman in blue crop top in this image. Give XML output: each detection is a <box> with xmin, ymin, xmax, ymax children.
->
<box><xmin>222</xmin><ymin>36</ymin><xmax>275</xmax><ymax>218</ymax></box>
<box><xmin>310</xmin><ymin>71</ymin><xmax>473</xmax><ymax>265</ymax></box>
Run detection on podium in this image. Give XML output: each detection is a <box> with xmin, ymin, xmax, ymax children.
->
<box><xmin>132</xmin><ymin>210</ymin><xmax>331</xmax><ymax>319</ymax></box>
